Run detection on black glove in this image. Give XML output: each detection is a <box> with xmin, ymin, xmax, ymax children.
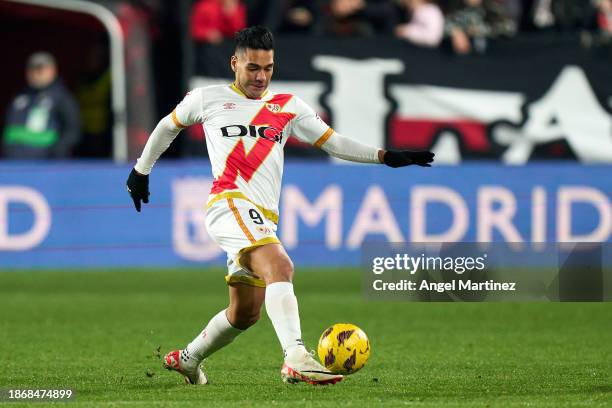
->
<box><xmin>126</xmin><ymin>168</ymin><xmax>150</xmax><ymax>212</ymax></box>
<box><xmin>383</xmin><ymin>150</ymin><xmax>435</xmax><ymax>168</ymax></box>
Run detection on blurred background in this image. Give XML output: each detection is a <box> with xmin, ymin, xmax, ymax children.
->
<box><xmin>0</xmin><ymin>0</ymin><xmax>611</xmax><ymax>268</ymax></box>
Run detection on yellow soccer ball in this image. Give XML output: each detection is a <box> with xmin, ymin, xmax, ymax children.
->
<box><xmin>317</xmin><ymin>323</ymin><xmax>370</xmax><ymax>375</ymax></box>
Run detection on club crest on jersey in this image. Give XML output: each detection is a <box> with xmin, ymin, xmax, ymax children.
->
<box><xmin>220</xmin><ymin>124</ymin><xmax>283</xmax><ymax>143</ymax></box>
<box><xmin>265</xmin><ymin>103</ymin><xmax>281</xmax><ymax>113</ymax></box>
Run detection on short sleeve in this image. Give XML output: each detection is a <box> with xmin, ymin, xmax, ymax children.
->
<box><xmin>172</xmin><ymin>88</ymin><xmax>204</xmax><ymax>128</ymax></box>
<box><xmin>291</xmin><ymin>96</ymin><xmax>333</xmax><ymax>147</ymax></box>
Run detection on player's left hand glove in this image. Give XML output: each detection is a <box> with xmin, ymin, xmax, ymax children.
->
<box><xmin>383</xmin><ymin>150</ymin><xmax>435</xmax><ymax>168</ymax></box>
<box><xmin>126</xmin><ymin>168</ymin><xmax>149</xmax><ymax>212</ymax></box>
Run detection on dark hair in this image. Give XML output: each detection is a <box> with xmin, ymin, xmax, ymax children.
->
<box><xmin>234</xmin><ymin>26</ymin><xmax>274</xmax><ymax>53</ymax></box>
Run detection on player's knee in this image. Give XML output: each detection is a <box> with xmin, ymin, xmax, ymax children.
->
<box><xmin>242</xmin><ymin>244</ymin><xmax>295</xmax><ymax>283</ymax></box>
<box><xmin>270</xmin><ymin>255</ymin><xmax>294</xmax><ymax>282</ymax></box>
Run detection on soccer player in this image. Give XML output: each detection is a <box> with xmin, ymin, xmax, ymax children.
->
<box><xmin>126</xmin><ymin>26</ymin><xmax>434</xmax><ymax>385</ymax></box>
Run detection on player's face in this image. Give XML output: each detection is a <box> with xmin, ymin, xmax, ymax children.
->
<box><xmin>231</xmin><ymin>48</ymin><xmax>274</xmax><ymax>99</ymax></box>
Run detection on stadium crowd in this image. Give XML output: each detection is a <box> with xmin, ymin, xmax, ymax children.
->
<box><xmin>190</xmin><ymin>0</ymin><xmax>611</xmax><ymax>53</ymax></box>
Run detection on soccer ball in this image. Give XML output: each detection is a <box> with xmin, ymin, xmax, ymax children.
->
<box><xmin>317</xmin><ymin>323</ymin><xmax>370</xmax><ymax>375</ymax></box>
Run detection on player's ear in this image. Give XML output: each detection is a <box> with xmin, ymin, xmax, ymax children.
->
<box><xmin>230</xmin><ymin>55</ymin><xmax>237</xmax><ymax>73</ymax></box>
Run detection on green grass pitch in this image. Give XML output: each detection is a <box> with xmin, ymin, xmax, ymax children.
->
<box><xmin>1</xmin><ymin>268</ymin><xmax>611</xmax><ymax>407</ymax></box>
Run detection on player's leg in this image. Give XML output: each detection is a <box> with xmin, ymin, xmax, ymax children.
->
<box><xmin>164</xmin><ymin>283</ymin><xmax>263</xmax><ymax>384</ymax></box>
<box><xmin>240</xmin><ymin>243</ymin><xmax>302</xmax><ymax>353</ymax></box>
<box><xmin>163</xmin><ymin>198</ymin><xmax>269</xmax><ymax>384</ymax></box>
<box><xmin>240</xmin><ymin>244</ymin><xmax>343</xmax><ymax>384</ymax></box>
<box><xmin>186</xmin><ymin>282</ymin><xmax>263</xmax><ymax>360</ymax></box>
<box><xmin>226</xmin><ymin>281</ymin><xmax>265</xmax><ymax>329</ymax></box>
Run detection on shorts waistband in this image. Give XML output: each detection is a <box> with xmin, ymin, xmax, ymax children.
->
<box><xmin>207</xmin><ymin>191</ymin><xmax>279</xmax><ymax>224</ymax></box>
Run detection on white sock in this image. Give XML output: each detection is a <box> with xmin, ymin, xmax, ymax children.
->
<box><xmin>265</xmin><ymin>282</ymin><xmax>307</xmax><ymax>359</ymax></box>
<box><xmin>182</xmin><ymin>309</ymin><xmax>242</xmax><ymax>368</ymax></box>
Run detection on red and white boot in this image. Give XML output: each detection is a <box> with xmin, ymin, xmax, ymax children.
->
<box><xmin>163</xmin><ymin>350</ymin><xmax>208</xmax><ymax>385</ymax></box>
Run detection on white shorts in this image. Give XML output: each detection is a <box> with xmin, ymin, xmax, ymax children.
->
<box><xmin>206</xmin><ymin>193</ymin><xmax>280</xmax><ymax>288</ymax></box>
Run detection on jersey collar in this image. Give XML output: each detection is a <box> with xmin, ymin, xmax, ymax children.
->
<box><xmin>230</xmin><ymin>82</ymin><xmax>270</xmax><ymax>100</ymax></box>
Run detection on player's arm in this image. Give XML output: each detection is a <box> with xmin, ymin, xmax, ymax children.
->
<box><xmin>317</xmin><ymin>130</ymin><xmax>434</xmax><ymax>167</ymax></box>
<box><xmin>292</xmin><ymin>97</ymin><xmax>434</xmax><ymax>168</ymax></box>
<box><xmin>126</xmin><ymin>89</ymin><xmax>203</xmax><ymax>212</ymax></box>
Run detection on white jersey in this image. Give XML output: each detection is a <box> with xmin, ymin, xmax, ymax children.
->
<box><xmin>134</xmin><ymin>82</ymin><xmax>379</xmax><ymax>284</ymax></box>
<box><xmin>172</xmin><ymin>83</ymin><xmax>332</xmax><ymax>224</ymax></box>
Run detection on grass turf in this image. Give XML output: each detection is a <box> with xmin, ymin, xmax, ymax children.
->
<box><xmin>0</xmin><ymin>268</ymin><xmax>611</xmax><ymax>407</ymax></box>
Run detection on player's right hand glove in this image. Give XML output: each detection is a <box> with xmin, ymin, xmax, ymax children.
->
<box><xmin>126</xmin><ymin>168</ymin><xmax>150</xmax><ymax>212</ymax></box>
<box><xmin>383</xmin><ymin>150</ymin><xmax>435</xmax><ymax>168</ymax></box>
